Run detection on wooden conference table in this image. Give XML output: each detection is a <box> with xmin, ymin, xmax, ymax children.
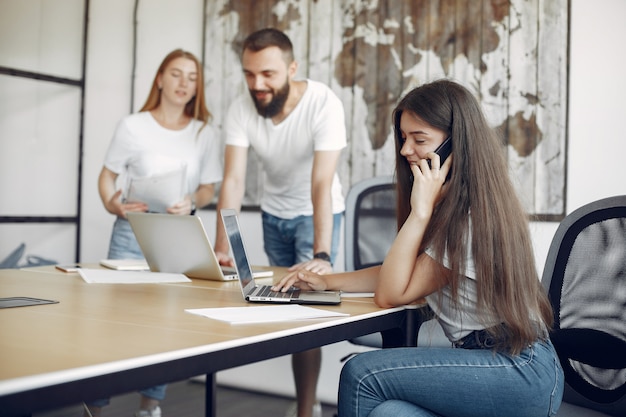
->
<box><xmin>0</xmin><ymin>265</ymin><xmax>417</xmax><ymax>417</ymax></box>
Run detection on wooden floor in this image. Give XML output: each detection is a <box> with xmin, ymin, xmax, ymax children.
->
<box><xmin>35</xmin><ymin>379</ymin><xmax>338</xmax><ymax>417</ymax></box>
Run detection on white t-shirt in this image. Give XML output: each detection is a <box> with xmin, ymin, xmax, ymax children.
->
<box><xmin>425</xmin><ymin>240</ymin><xmax>501</xmax><ymax>342</ymax></box>
<box><xmin>225</xmin><ymin>79</ymin><xmax>346</xmax><ymax>218</ymax></box>
<box><xmin>104</xmin><ymin>112</ymin><xmax>223</xmax><ymax>197</ymax></box>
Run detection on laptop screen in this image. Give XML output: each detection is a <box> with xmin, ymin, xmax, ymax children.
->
<box><xmin>221</xmin><ymin>210</ymin><xmax>255</xmax><ymax>289</ymax></box>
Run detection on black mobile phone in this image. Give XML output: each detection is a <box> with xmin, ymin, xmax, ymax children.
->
<box><xmin>427</xmin><ymin>137</ymin><xmax>452</xmax><ymax>168</ymax></box>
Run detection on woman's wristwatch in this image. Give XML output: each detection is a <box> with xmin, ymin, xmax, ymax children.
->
<box><xmin>313</xmin><ymin>251</ymin><xmax>332</xmax><ymax>266</ymax></box>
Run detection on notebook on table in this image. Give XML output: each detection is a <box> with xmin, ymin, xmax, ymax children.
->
<box><xmin>126</xmin><ymin>212</ymin><xmax>273</xmax><ymax>281</ymax></box>
<box><xmin>99</xmin><ymin>259</ymin><xmax>150</xmax><ymax>271</ymax></box>
<box><xmin>220</xmin><ymin>208</ymin><xmax>341</xmax><ymax>305</ymax></box>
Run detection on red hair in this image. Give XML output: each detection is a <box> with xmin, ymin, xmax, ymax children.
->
<box><xmin>140</xmin><ymin>49</ymin><xmax>211</xmax><ymax>127</ymax></box>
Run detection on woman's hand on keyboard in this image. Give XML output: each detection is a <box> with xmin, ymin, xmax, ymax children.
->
<box><xmin>272</xmin><ymin>269</ymin><xmax>328</xmax><ymax>293</ymax></box>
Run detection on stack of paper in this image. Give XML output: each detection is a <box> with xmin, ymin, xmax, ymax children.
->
<box><xmin>125</xmin><ymin>164</ymin><xmax>187</xmax><ymax>213</ymax></box>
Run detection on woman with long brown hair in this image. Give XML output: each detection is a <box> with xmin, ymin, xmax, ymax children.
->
<box><xmin>92</xmin><ymin>49</ymin><xmax>222</xmax><ymax>417</ymax></box>
<box><xmin>274</xmin><ymin>79</ymin><xmax>564</xmax><ymax>417</ymax></box>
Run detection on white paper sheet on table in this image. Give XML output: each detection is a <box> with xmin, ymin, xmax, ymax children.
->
<box><xmin>78</xmin><ymin>268</ymin><xmax>191</xmax><ymax>284</ymax></box>
<box><xmin>185</xmin><ymin>304</ymin><xmax>349</xmax><ymax>324</ymax></box>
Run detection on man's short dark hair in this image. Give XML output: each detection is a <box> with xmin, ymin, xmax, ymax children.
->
<box><xmin>242</xmin><ymin>28</ymin><xmax>294</xmax><ymax>63</ymax></box>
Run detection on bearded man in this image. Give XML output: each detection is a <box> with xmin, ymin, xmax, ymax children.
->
<box><xmin>214</xmin><ymin>28</ymin><xmax>347</xmax><ymax>417</ymax></box>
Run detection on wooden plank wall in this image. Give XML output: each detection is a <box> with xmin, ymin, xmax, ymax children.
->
<box><xmin>203</xmin><ymin>0</ymin><xmax>569</xmax><ymax>219</ymax></box>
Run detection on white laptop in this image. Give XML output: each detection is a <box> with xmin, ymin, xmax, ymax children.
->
<box><xmin>220</xmin><ymin>208</ymin><xmax>341</xmax><ymax>305</ymax></box>
<box><xmin>126</xmin><ymin>212</ymin><xmax>273</xmax><ymax>281</ymax></box>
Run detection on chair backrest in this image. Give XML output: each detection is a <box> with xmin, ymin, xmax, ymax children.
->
<box><xmin>541</xmin><ymin>195</ymin><xmax>626</xmax><ymax>416</ymax></box>
<box><xmin>344</xmin><ymin>176</ymin><xmax>396</xmax><ymax>271</ymax></box>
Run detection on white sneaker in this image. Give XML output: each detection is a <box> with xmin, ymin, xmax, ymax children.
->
<box><xmin>135</xmin><ymin>406</ymin><xmax>161</xmax><ymax>417</ymax></box>
<box><xmin>284</xmin><ymin>401</ymin><xmax>322</xmax><ymax>417</ymax></box>
<box><xmin>312</xmin><ymin>402</ymin><xmax>322</xmax><ymax>417</ymax></box>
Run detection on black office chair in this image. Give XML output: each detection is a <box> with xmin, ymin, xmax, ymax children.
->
<box><xmin>343</xmin><ymin>176</ymin><xmax>396</xmax><ymax>347</ymax></box>
<box><xmin>344</xmin><ymin>176</ymin><xmax>397</xmax><ymax>272</ymax></box>
<box><xmin>541</xmin><ymin>195</ymin><xmax>626</xmax><ymax>417</ymax></box>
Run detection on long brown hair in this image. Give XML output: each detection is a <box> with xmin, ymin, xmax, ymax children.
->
<box><xmin>140</xmin><ymin>49</ymin><xmax>211</xmax><ymax>127</ymax></box>
<box><xmin>393</xmin><ymin>79</ymin><xmax>553</xmax><ymax>354</ymax></box>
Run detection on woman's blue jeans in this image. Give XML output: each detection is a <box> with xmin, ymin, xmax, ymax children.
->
<box><xmin>90</xmin><ymin>217</ymin><xmax>166</xmax><ymax>407</ymax></box>
<box><xmin>338</xmin><ymin>340</ymin><xmax>564</xmax><ymax>417</ymax></box>
<box><xmin>107</xmin><ymin>217</ymin><xmax>144</xmax><ymax>259</ymax></box>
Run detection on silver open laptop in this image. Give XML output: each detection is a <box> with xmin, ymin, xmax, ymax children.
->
<box><xmin>126</xmin><ymin>212</ymin><xmax>273</xmax><ymax>281</ymax></box>
<box><xmin>220</xmin><ymin>208</ymin><xmax>341</xmax><ymax>305</ymax></box>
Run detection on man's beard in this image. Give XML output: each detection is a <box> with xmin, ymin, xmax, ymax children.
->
<box><xmin>249</xmin><ymin>80</ymin><xmax>290</xmax><ymax>118</ymax></box>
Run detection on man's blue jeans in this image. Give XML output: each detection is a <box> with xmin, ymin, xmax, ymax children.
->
<box><xmin>338</xmin><ymin>339</ymin><xmax>564</xmax><ymax>417</ymax></box>
<box><xmin>262</xmin><ymin>211</ymin><xmax>342</xmax><ymax>266</ymax></box>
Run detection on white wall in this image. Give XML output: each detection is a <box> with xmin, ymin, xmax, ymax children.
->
<box><xmin>2</xmin><ymin>0</ymin><xmax>626</xmax><ymax>406</ymax></box>
<box><xmin>567</xmin><ymin>0</ymin><xmax>626</xmax><ymax>208</ymax></box>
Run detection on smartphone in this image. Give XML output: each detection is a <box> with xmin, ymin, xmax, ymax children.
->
<box><xmin>427</xmin><ymin>137</ymin><xmax>452</xmax><ymax>168</ymax></box>
<box><xmin>55</xmin><ymin>264</ymin><xmax>81</xmax><ymax>272</ymax></box>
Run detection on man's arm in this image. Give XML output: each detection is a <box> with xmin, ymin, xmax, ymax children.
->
<box><xmin>301</xmin><ymin>149</ymin><xmax>342</xmax><ymax>274</ymax></box>
<box><xmin>214</xmin><ymin>145</ymin><xmax>248</xmax><ymax>264</ymax></box>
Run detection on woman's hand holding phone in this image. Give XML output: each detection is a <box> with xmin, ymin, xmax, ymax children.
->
<box><xmin>409</xmin><ymin>138</ymin><xmax>453</xmax><ymax>219</ymax></box>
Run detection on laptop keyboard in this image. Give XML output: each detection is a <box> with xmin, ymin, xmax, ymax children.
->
<box><xmin>257</xmin><ymin>285</ymin><xmax>301</xmax><ymax>299</ymax></box>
